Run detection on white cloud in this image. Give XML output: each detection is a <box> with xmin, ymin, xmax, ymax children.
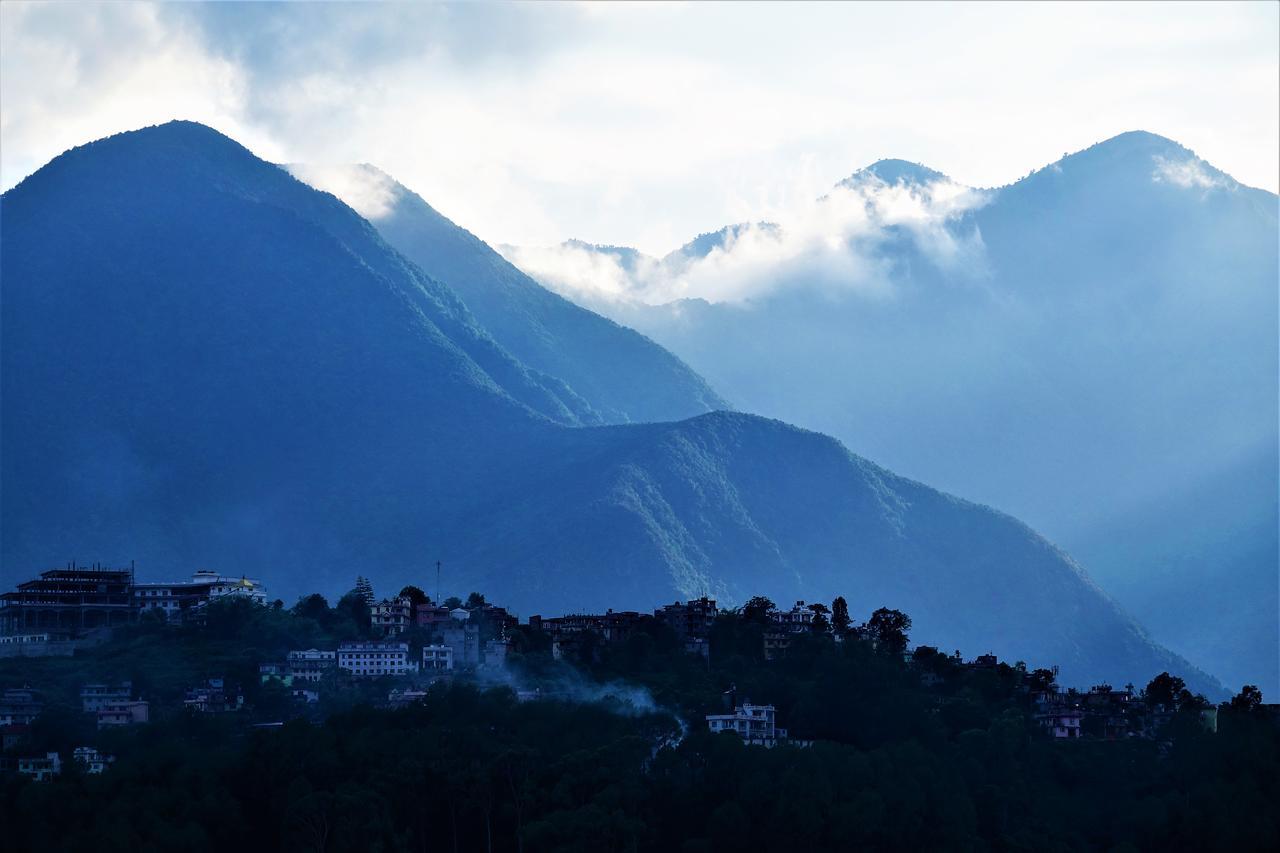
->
<box><xmin>1151</xmin><ymin>155</ymin><xmax>1230</xmax><ymax>191</ymax></box>
<box><xmin>501</xmin><ymin>173</ymin><xmax>990</xmax><ymax>305</ymax></box>
<box><xmin>286</xmin><ymin>163</ymin><xmax>402</xmax><ymax>221</ymax></box>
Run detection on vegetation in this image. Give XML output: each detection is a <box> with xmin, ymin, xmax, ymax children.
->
<box><xmin>1</xmin><ymin>595</ymin><xmax>1276</xmax><ymax>852</ymax></box>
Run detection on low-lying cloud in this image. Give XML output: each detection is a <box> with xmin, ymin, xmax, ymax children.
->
<box><xmin>500</xmin><ymin>170</ymin><xmax>990</xmax><ymax>306</ymax></box>
<box><xmin>1152</xmin><ymin>155</ymin><xmax>1231</xmax><ymax>191</ymax></box>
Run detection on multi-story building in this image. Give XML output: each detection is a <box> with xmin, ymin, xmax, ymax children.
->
<box><xmin>72</xmin><ymin>746</ymin><xmax>114</xmax><ymax>774</ymax></box>
<box><xmin>422</xmin><ymin>644</ymin><xmax>454</xmax><ymax>672</ymax></box>
<box><xmin>287</xmin><ymin>649</ymin><xmax>337</xmax><ymax>682</ymax></box>
<box><xmin>706</xmin><ymin>702</ymin><xmax>790</xmax><ymax>747</ymax></box>
<box><xmin>762</xmin><ymin>601</ymin><xmax>818</xmax><ymax>660</ymax></box>
<box><xmin>438</xmin><ymin>622</ymin><xmax>480</xmax><ymax>668</ymax></box>
<box><xmin>482</xmin><ymin>638</ymin><xmax>510</xmax><ymax>670</ymax></box>
<box><xmin>134</xmin><ymin>570</ymin><xmax>266</xmax><ymax>624</ymax></box>
<box><xmin>97</xmin><ymin>700</ymin><xmax>149</xmax><ymax>729</ymax></box>
<box><xmin>655</xmin><ymin>597</ymin><xmax>719</xmax><ymax>640</ymax></box>
<box><xmin>80</xmin><ymin>682</ymin><xmax>133</xmax><ymax>713</ymax></box>
<box><xmin>414</xmin><ymin>604</ymin><xmax>455</xmax><ymax>630</ymax></box>
<box><xmin>372</xmin><ymin>597</ymin><xmax>412</xmax><ymax>637</ymax></box>
<box><xmin>0</xmin><ymin>564</ymin><xmax>136</xmax><ymax>637</ymax></box>
<box><xmin>338</xmin><ymin>641</ymin><xmax>414</xmax><ymax>677</ymax></box>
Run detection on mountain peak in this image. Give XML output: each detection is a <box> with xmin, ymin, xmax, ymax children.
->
<box><xmin>839</xmin><ymin>159</ymin><xmax>951</xmax><ymax>190</ymax></box>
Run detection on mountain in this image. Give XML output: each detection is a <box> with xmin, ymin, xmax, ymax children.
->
<box><xmin>536</xmin><ymin>131</ymin><xmax>1278</xmax><ymax>695</ymax></box>
<box><xmin>0</xmin><ymin>121</ymin><xmax>1221</xmax><ymax>695</ymax></box>
<box><xmin>286</xmin><ymin>164</ymin><xmax>726</xmax><ymax>425</ymax></box>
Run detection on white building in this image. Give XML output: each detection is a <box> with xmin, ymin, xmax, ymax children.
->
<box><xmin>97</xmin><ymin>700</ymin><xmax>150</xmax><ymax>729</ymax></box>
<box><xmin>372</xmin><ymin>597</ymin><xmax>413</xmax><ymax>636</ymax></box>
<box><xmin>706</xmin><ymin>703</ymin><xmax>790</xmax><ymax>747</ymax></box>
<box><xmin>81</xmin><ymin>682</ymin><xmax>132</xmax><ymax>713</ymax></box>
<box><xmin>287</xmin><ymin>648</ymin><xmax>337</xmax><ymax>682</ymax></box>
<box><xmin>338</xmin><ymin>640</ymin><xmax>414</xmax><ymax>677</ymax></box>
<box><xmin>134</xmin><ymin>570</ymin><xmax>267</xmax><ymax>624</ymax></box>
<box><xmin>422</xmin><ymin>644</ymin><xmax>454</xmax><ymax>672</ymax></box>
<box><xmin>72</xmin><ymin>746</ymin><xmax>114</xmax><ymax>774</ymax></box>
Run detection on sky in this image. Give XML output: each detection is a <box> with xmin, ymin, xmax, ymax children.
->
<box><xmin>2</xmin><ymin>1</ymin><xmax>1276</xmax><ymax>255</ymax></box>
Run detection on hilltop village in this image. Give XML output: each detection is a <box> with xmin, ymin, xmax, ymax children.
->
<box><xmin>2</xmin><ymin>562</ymin><xmax>1266</xmax><ymax>787</ymax></box>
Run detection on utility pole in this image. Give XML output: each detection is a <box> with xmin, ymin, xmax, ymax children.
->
<box><xmin>436</xmin><ymin>560</ymin><xmax>441</xmax><ymax>607</ymax></box>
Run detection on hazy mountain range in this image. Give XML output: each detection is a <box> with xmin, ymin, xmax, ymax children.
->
<box><xmin>504</xmin><ymin>132</ymin><xmax>1278</xmax><ymax>695</ymax></box>
<box><xmin>0</xmin><ymin>121</ymin><xmax>1234</xmax><ymax>695</ymax></box>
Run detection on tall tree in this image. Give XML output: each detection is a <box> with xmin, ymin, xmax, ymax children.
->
<box><xmin>866</xmin><ymin>607</ymin><xmax>912</xmax><ymax>653</ymax></box>
<box><xmin>399</xmin><ymin>585</ymin><xmax>429</xmax><ymax>608</ymax></box>
<box><xmin>831</xmin><ymin>596</ymin><xmax>851</xmax><ymax>635</ymax></box>
<box><xmin>742</xmin><ymin>596</ymin><xmax>776</xmax><ymax>624</ymax></box>
<box><xmin>354</xmin><ymin>576</ymin><xmax>375</xmax><ymax>607</ymax></box>
<box><xmin>465</xmin><ymin>592</ymin><xmax>487</xmax><ymax>610</ymax></box>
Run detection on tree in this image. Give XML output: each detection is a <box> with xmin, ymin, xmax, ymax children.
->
<box><xmin>293</xmin><ymin>593</ymin><xmax>331</xmax><ymax>623</ymax></box>
<box><xmin>1227</xmin><ymin>684</ymin><xmax>1264</xmax><ymax>713</ymax></box>
<box><xmin>336</xmin><ymin>590</ymin><xmax>372</xmax><ymax>636</ymax></box>
<box><xmin>742</xmin><ymin>596</ymin><xmax>776</xmax><ymax>624</ymax></box>
<box><xmin>465</xmin><ymin>592</ymin><xmax>487</xmax><ymax>610</ymax></box>
<box><xmin>1027</xmin><ymin>668</ymin><xmax>1057</xmax><ymax>692</ymax></box>
<box><xmin>1144</xmin><ymin>672</ymin><xmax>1197</xmax><ymax>709</ymax></box>
<box><xmin>398</xmin><ymin>585</ymin><xmax>429</xmax><ymax>608</ymax></box>
<box><xmin>811</xmin><ymin>610</ymin><xmax>831</xmax><ymax>634</ymax></box>
<box><xmin>443</xmin><ymin>596</ymin><xmax>463</xmax><ymax>610</ymax></box>
<box><xmin>831</xmin><ymin>596</ymin><xmax>851</xmax><ymax>635</ymax></box>
<box><xmin>865</xmin><ymin>608</ymin><xmax>912</xmax><ymax>653</ymax></box>
<box><xmin>354</xmin><ymin>576</ymin><xmax>375</xmax><ymax>607</ymax></box>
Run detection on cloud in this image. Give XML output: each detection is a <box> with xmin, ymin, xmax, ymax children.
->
<box><xmin>500</xmin><ymin>172</ymin><xmax>990</xmax><ymax>306</ymax></box>
<box><xmin>1151</xmin><ymin>155</ymin><xmax>1231</xmax><ymax>191</ymax></box>
<box><xmin>286</xmin><ymin>163</ymin><xmax>402</xmax><ymax>221</ymax></box>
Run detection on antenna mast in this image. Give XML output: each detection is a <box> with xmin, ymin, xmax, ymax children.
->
<box><xmin>436</xmin><ymin>560</ymin><xmax>441</xmax><ymax>607</ymax></box>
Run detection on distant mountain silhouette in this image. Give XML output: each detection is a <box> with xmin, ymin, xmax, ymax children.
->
<box><xmin>0</xmin><ymin>122</ymin><xmax>1221</xmax><ymax>695</ymax></box>
<box><xmin>547</xmin><ymin>130</ymin><xmax>1278</xmax><ymax>695</ymax></box>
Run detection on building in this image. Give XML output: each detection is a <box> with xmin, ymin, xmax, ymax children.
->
<box><xmin>372</xmin><ymin>597</ymin><xmax>412</xmax><ymax>637</ymax></box>
<box><xmin>72</xmin><ymin>746</ymin><xmax>114</xmax><ymax>774</ymax></box>
<box><xmin>134</xmin><ymin>570</ymin><xmax>266</xmax><ymax>624</ymax></box>
<box><xmin>338</xmin><ymin>641</ymin><xmax>414</xmax><ymax>677</ymax></box>
<box><xmin>762</xmin><ymin>601</ymin><xmax>818</xmax><ymax>660</ymax></box>
<box><xmin>706</xmin><ymin>702</ymin><xmax>790</xmax><ymax>747</ymax></box>
<box><xmin>97</xmin><ymin>700</ymin><xmax>150</xmax><ymax>729</ymax></box>
<box><xmin>259</xmin><ymin>663</ymin><xmax>292</xmax><ymax>685</ymax></box>
<box><xmin>655</xmin><ymin>597</ymin><xmax>718</xmax><ymax>640</ymax></box>
<box><xmin>422</xmin><ymin>644</ymin><xmax>454</xmax><ymax>672</ymax></box>
<box><xmin>438</xmin><ymin>620</ymin><xmax>481</xmax><ymax>668</ymax></box>
<box><xmin>1037</xmin><ymin>708</ymin><xmax>1085</xmax><ymax>739</ymax></box>
<box><xmin>183</xmin><ymin>679</ymin><xmax>243</xmax><ymax>713</ymax></box>
<box><xmin>415</xmin><ymin>604</ymin><xmax>455</xmax><ymax>630</ymax></box>
<box><xmin>287</xmin><ymin>648</ymin><xmax>337</xmax><ymax>682</ymax></box>
<box><xmin>0</xmin><ymin>564</ymin><xmax>136</xmax><ymax>636</ymax></box>
<box><xmin>17</xmin><ymin>752</ymin><xmax>61</xmax><ymax>782</ymax></box>
<box><xmin>0</xmin><ymin>688</ymin><xmax>42</xmax><ymax>726</ymax></box>
<box><xmin>81</xmin><ymin>682</ymin><xmax>133</xmax><ymax>713</ymax></box>
<box><xmin>482</xmin><ymin>638</ymin><xmax>509</xmax><ymax>669</ymax></box>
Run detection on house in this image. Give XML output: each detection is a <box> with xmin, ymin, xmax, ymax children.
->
<box><xmin>72</xmin><ymin>746</ymin><xmax>114</xmax><ymax>774</ymax></box>
<box><xmin>1037</xmin><ymin>708</ymin><xmax>1085</xmax><ymax>739</ymax></box>
<box><xmin>0</xmin><ymin>688</ymin><xmax>42</xmax><ymax>726</ymax></box>
<box><xmin>16</xmin><ymin>752</ymin><xmax>61</xmax><ymax>782</ymax></box>
<box><xmin>97</xmin><ymin>700</ymin><xmax>149</xmax><ymax>729</ymax></box>
<box><xmin>706</xmin><ymin>702</ymin><xmax>791</xmax><ymax>747</ymax></box>
<box><xmin>134</xmin><ymin>570</ymin><xmax>266</xmax><ymax>624</ymax></box>
<box><xmin>81</xmin><ymin>681</ymin><xmax>133</xmax><ymax>713</ymax></box>
<box><xmin>372</xmin><ymin>597</ymin><xmax>412</xmax><ymax>637</ymax></box>
<box><xmin>422</xmin><ymin>644</ymin><xmax>454</xmax><ymax>672</ymax></box>
<box><xmin>482</xmin><ymin>637</ymin><xmax>509</xmax><ymax>669</ymax></box>
<box><xmin>183</xmin><ymin>679</ymin><xmax>244</xmax><ymax>713</ymax></box>
<box><xmin>1</xmin><ymin>723</ymin><xmax>31</xmax><ymax>752</ymax></box>
<box><xmin>414</xmin><ymin>604</ymin><xmax>455</xmax><ymax>630</ymax></box>
<box><xmin>338</xmin><ymin>640</ymin><xmax>414</xmax><ymax>676</ymax></box>
<box><xmin>259</xmin><ymin>663</ymin><xmax>292</xmax><ymax>685</ymax></box>
<box><xmin>762</xmin><ymin>601</ymin><xmax>817</xmax><ymax>660</ymax></box>
<box><xmin>287</xmin><ymin>648</ymin><xmax>336</xmax><ymax>682</ymax></box>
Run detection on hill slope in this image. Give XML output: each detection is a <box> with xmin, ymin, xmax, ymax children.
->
<box><xmin>0</xmin><ymin>122</ymin><xmax>1218</xmax><ymax>694</ymax></box>
<box><xmin>288</xmin><ymin>164</ymin><xmax>727</xmax><ymax>424</ymax></box>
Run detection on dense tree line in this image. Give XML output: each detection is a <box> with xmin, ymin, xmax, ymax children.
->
<box><xmin>1</xmin><ymin>594</ymin><xmax>1276</xmax><ymax>852</ymax></box>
